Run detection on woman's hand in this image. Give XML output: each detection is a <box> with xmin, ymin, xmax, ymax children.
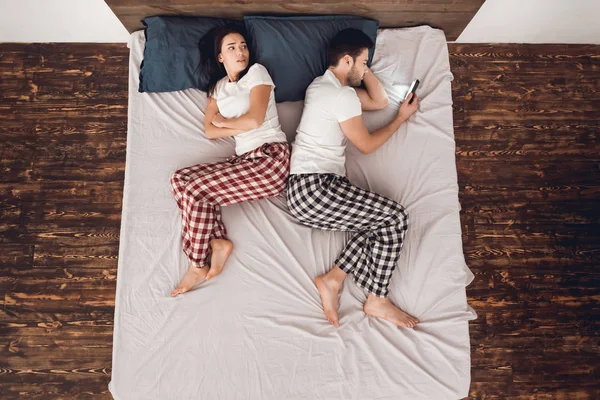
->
<box><xmin>212</xmin><ymin>112</ymin><xmax>226</xmax><ymax>128</ymax></box>
<box><xmin>398</xmin><ymin>93</ymin><xmax>419</xmax><ymax>122</ymax></box>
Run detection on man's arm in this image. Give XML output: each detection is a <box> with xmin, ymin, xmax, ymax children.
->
<box><xmin>340</xmin><ymin>93</ymin><xmax>418</xmax><ymax>154</ymax></box>
<box><xmin>354</xmin><ymin>67</ymin><xmax>389</xmax><ymax>111</ymax></box>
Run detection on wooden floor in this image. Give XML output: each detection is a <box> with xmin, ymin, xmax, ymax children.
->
<box><xmin>450</xmin><ymin>44</ymin><xmax>600</xmax><ymax>399</ymax></box>
<box><xmin>1</xmin><ymin>43</ymin><xmax>598</xmax><ymax>399</ymax></box>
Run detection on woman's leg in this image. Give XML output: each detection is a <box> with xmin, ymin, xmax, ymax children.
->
<box><xmin>170</xmin><ymin>161</ymin><xmax>231</xmax><ymax>296</ymax></box>
<box><xmin>287</xmin><ymin>174</ymin><xmax>417</xmax><ymax>328</ymax></box>
<box><xmin>170</xmin><ymin>161</ymin><xmax>229</xmax><ymax>268</ymax></box>
<box><xmin>171</xmin><ymin>142</ymin><xmax>290</xmax><ymax>295</ymax></box>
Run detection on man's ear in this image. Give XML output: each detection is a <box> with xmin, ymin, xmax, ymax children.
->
<box><xmin>344</xmin><ymin>54</ymin><xmax>353</xmax><ymax>66</ymax></box>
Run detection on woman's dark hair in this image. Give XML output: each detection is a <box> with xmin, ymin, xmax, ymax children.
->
<box><xmin>200</xmin><ymin>26</ymin><xmax>254</xmax><ymax>98</ymax></box>
<box><xmin>327</xmin><ymin>28</ymin><xmax>373</xmax><ymax>67</ymax></box>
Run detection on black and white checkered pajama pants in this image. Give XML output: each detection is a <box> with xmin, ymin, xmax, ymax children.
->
<box><xmin>286</xmin><ymin>173</ymin><xmax>409</xmax><ymax>298</ymax></box>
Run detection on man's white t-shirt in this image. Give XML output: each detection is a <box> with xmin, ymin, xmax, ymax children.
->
<box><xmin>213</xmin><ymin>63</ymin><xmax>287</xmax><ymax>155</ymax></box>
<box><xmin>289</xmin><ymin>69</ymin><xmax>362</xmax><ymax>177</ymax></box>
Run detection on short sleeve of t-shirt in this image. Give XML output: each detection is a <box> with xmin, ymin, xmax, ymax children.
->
<box><xmin>244</xmin><ymin>63</ymin><xmax>275</xmax><ymax>90</ymax></box>
<box><xmin>211</xmin><ymin>77</ymin><xmax>226</xmax><ymax>99</ymax></box>
<box><xmin>333</xmin><ymin>87</ymin><xmax>362</xmax><ymax>122</ymax></box>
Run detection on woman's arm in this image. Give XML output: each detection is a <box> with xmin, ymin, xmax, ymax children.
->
<box><xmin>204</xmin><ymin>97</ymin><xmax>243</xmax><ymax>139</ymax></box>
<box><xmin>216</xmin><ymin>84</ymin><xmax>271</xmax><ymax>131</ymax></box>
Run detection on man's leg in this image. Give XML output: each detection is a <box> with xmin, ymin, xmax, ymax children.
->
<box><xmin>287</xmin><ymin>173</ymin><xmax>417</xmax><ymax>327</ymax></box>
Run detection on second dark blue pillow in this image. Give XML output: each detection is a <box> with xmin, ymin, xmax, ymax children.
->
<box><xmin>244</xmin><ymin>15</ymin><xmax>379</xmax><ymax>103</ymax></box>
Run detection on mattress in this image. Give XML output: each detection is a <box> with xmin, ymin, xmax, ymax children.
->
<box><xmin>110</xmin><ymin>26</ymin><xmax>476</xmax><ymax>400</ymax></box>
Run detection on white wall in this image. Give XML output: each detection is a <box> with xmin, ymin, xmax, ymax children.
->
<box><xmin>456</xmin><ymin>0</ymin><xmax>600</xmax><ymax>43</ymax></box>
<box><xmin>0</xmin><ymin>0</ymin><xmax>129</xmax><ymax>42</ymax></box>
<box><xmin>0</xmin><ymin>0</ymin><xmax>599</xmax><ymax>43</ymax></box>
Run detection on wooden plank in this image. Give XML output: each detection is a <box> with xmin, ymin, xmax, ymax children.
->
<box><xmin>0</xmin><ymin>43</ymin><xmax>126</xmax><ymax>399</ymax></box>
<box><xmin>450</xmin><ymin>42</ymin><xmax>600</xmax><ymax>398</ymax></box>
<box><xmin>0</xmin><ymin>372</ymin><xmax>113</xmax><ymax>400</ymax></box>
<box><xmin>104</xmin><ymin>0</ymin><xmax>485</xmax><ymax>40</ymax></box>
<box><xmin>107</xmin><ymin>0</ymin><xmax>486</xmax><ymax>9</ymax></box>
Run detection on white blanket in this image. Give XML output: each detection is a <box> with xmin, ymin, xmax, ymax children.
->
<box><xmin>110</xmin><ymin>26</ymin><xmax>476</xmax><ymax>400</ymax></box>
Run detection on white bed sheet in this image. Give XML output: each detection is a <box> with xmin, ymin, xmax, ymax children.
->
<box><xmin>110</xmin><ymin>26</ymin><xmax>476</xmax><ymax>400</ymax></box>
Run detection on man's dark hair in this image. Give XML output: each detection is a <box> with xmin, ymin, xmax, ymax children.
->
<box><xmin>327</xmin><ymin>28</ymin><xmax>373</xmax><ymax>67</ymax></box>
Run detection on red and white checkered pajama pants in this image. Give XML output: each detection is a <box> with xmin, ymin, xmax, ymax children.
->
<box><xmin>170</xmin><ymin>141</ymin><xmax>290</xmax><ymax>267</ymax></box>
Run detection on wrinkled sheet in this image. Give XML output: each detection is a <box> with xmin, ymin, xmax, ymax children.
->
<box><xmin>110</xmin><ymin>26</ymin><xmax>476</xmax><ymax>400</ymax></box>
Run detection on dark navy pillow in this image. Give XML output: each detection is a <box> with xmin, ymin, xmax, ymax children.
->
<box><xmin>139</xmin><ymin>16</ymin><xmax>243</xmax><ymax>93</ymax></box>
<box><xmin>243</xmin><ymin>15</ymin><xmax>379</xmax><ymax>102</ymax></box>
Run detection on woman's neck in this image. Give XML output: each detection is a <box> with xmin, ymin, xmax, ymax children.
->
<box><xmin>227</xmin><ymin>71</ymin><xmax>239</xmax><ymax>82</ymax></box>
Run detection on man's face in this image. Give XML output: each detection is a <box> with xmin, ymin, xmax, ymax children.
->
<box><xmin>347</xmin><ymin>48</ymin><xmax>369</xmax><ymax>87</ymax></box>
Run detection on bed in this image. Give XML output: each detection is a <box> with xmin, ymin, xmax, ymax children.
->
<box><xmin>109</xmin><ymin>25</ymin><xmax>476</xmax><ymax>399</ymax></box>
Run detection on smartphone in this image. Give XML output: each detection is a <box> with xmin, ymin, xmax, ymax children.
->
<box><xmin>404</xmin><ymin>79</ymin><xmax>420</xmax><ymax>104</ymax></box>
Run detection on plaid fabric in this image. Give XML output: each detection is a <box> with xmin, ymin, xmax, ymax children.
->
<box><xmin>286</xmin><ymin>173</ymin><xmax>409</xmax><ymax>297</ymax></box>
<box><xmin>171</xmin><ymin>142</ymin><xmax>290</xmax><ymax>267</ymax></box>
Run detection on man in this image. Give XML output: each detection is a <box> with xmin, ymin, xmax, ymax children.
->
<box><xmin>287</xmin><ymin>28</ymin><xmax>419</xmax><ymax>328</ymax></box>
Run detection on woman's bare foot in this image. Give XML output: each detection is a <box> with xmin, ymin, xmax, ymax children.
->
<box><xmin>363</xmin><ymin>294</ymin><xmax>419</xmax><ymax>328</ymax></box>
<box><xmin>171</xmin><ymin>262</ymin><xmax>208</xmax><ymax>297</ymax></box>
<box><xmin>206</xmin><ymin>239</ymin><xmax>233</xmax><ymax>280</ymax></box>
<box><xmin>315</xmin><ymin>266</ymin><xmax>347</xmax><ymax>328</ymax></box>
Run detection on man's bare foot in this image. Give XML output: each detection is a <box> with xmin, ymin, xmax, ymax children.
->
<box><xmin>171</xmin><ymin>262</ymin><xmax>208</xmax><ymax>297</ymax></box>
<box><xmin>206</xmin><ymin>239</ymin><xmax>233</xmax><ymax>280</ymax></box>
<box><xmin>315</xmin><ymin>266</ymin><xmax>347</xmax><ymax>328</ymax></box>
<box><xmin>363</xmin><ymin>294</ymin><xmax>419</xmax><ymax>328</ymax></box>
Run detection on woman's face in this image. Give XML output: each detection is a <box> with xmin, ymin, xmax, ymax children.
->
<box><xmin>218</xmin><ymin>33</ymin><xmax>250</xmax><ymax>79</ymax></box>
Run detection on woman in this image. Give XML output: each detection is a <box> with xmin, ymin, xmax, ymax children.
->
<box><xmin>170</xmin><ymin>27</ymin><xmax>290</xmax><ymax>297</ymax></box>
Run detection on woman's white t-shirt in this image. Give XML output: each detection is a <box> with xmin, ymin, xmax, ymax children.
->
<box><xmin>213</xmin><ymin>63</ymin><xmax>287</xmax><ymax>155</ymax></box>
<box><xmin>289</xmin><ymin>69</ymin><xmax>362</xmax><ymax>177</ymax></box>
